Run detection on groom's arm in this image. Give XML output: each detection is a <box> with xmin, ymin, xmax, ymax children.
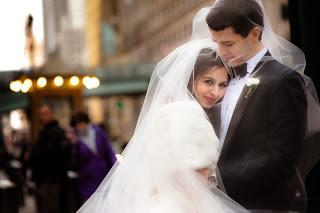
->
<box><xmin>266</xmin><ymin>71</ymin><xmax>307</xmax><ymax>179</ymax></box>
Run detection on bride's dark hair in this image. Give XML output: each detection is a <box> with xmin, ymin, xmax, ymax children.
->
<box><xmin>188</xmin><ymin>48</ymin><xmax>226</xmax><ymax>92</ymax></box>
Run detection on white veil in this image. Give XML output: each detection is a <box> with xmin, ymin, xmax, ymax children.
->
<box><xmin>194</xmin><ymin>0</ymin><xmax>320</xmax><ymax>179</ymax></box>
<box><xmin>77</xmin><ymin>37</ymin><xmax>248</xmax><ymax>213</ymax></box>
<box><xmin>193</xmin><ymin>0</ymin><xmax>306</xmax><ymax>73</ymax></box>
<box><xmin>76</xmin><ymin>5</ymin><xmax>250</xmax><ymax>211</ymax></box>
<box><xmin>77</xmin><ymin>0</ymin><xmax>319</xmax><ymax>212</ymax></box>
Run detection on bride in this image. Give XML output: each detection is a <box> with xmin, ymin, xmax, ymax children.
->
<box><xmin>77</xmin><ymin>6</ymin><xmax>248</xmax><ymax>211</ymax></box>
<box><xmin>77</xmin><ymin>39</ymin><xmax>248</xmax><ymax>212</ymax></box>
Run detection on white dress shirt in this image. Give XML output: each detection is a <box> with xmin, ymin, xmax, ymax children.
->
<box><xmin>79</xmin><ymin>125</ymin><xmax>97</xmax><ymax>154</ymax></box>
<box><xmin>220</xmin><ymin>48</ymin><xmax>267</xmax><ymax>144</ymax></box>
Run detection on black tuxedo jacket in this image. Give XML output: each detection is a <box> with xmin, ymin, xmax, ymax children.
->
<box><xmin>214</xmin><ymin>58</ymin><xmax>308</xmax><ymax>212</ymax></box>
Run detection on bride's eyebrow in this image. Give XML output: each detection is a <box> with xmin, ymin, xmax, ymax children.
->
<box><xmin>201</xmin><ymin>76</ymin><xmax>214</xmax><ymax>80</ymax></box>
<box><xmin>202</xmin><ymin>75</ymin><xmax>216</xmax><ymax>79</ymax></box>
<box><xmin>202</xmin><ymin>76</ymin><xmax>228</xmax><ymax>83</ymax></box>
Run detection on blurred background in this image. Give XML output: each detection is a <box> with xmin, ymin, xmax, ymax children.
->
<box><xmin>0</xmin><ymin>0</ymin><xmax>317</xmax><ymax>212</ymax></box>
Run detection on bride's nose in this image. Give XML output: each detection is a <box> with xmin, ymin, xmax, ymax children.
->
<box><xmin>210</xmin><ymin>85</ymin><xmax>220</xmax><ymax>97</ymax></box>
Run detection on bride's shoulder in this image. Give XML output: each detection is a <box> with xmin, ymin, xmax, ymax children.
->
<box><xmin>160</xmin><ymin>100</ymin><xmax>202</xmax><ymax>112</ymax></box>
<box><xmin>156</xmin><ymin>100</ymin><xmax>205</xmax><ymax>120</ymax></box>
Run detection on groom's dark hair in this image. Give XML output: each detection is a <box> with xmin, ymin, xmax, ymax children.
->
<box><xmin>206</xmin><ymin>0</ymin><xmax>264</xmax><ymax>40</ymax></box>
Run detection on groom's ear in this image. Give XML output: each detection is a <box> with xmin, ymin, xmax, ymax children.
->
<box><xmin>249</xmin><ymin>27</ymin><xmax>262</xmax><ymax>42</ymax></box>
<box><xmin>248</xmin><ymin>27</ymin><xmax>262</xmax><ymax>44</ymax></box>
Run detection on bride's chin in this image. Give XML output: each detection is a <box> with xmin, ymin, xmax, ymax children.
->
<box><xmin>204</xmin><ymin>102</ymin><xmax>216</xmax><ymax>109</ymax></box>
<box><xmin>200</xmin><ymin>104</ymin><xmax>210</xmax><ymax>109</ymax></box>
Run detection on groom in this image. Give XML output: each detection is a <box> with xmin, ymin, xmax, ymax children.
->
<box><xmin>206</xmin><ymin>0</ymin><xmax>307</xmax><ymax>212</ymax></box>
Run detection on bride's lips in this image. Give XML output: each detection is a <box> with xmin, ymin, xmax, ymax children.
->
<box><xmin>204</xmin><ymin>96</ymin><xmax>216</xmax><ymax>105</ymax></box>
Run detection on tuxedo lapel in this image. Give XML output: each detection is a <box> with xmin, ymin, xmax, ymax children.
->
<box><xmin>219</xmin><ymin>61</ymin><xmax>269</xmax><ymax>158</ymax></box>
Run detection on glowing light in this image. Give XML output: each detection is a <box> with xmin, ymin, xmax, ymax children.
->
<box><xmin>37</xmin><ymin>77</ymin><xmax>47</xmax><ymax>88</ymax></box>
<box><xmin>53</xmin><ymin>76</ymin><xmax>64</xmax><ymax>87</ymax></box>
<box><xmin>82</xmin><ymin>76</ymin><xmax>91</xmax><ymax>89</ymax></box>
<box><xmin>24</xmin><ymin>78</ymin><xmax>32</xmax><ymax>88</ymax></box>
<box><xmin>10</xmin><ymin>80</ymin><xmax>22</xmax><ymax>92</ymax></box>
<box><xmin>91</xmin><ymin>76</ymin><xmax>100</xmax><ymax>88</ymax></box>
<box><xmin>69</xmin><ymin>76</ymin><xmax>80</xmax><ymax>86</ymax></box>
<box><xmin>10</xmin><ymin>110</ymin><xmax>23</xmax><ymax>129</ymax></box>
<box><xmin>82</xmin><ymin>76</ymin><xmax>100</xmax><ymax>89</ymax></box>
<box><xmin>21</xmin><ymin>85</ymin><xmax>29</xmax><ymax>93</ymax></box>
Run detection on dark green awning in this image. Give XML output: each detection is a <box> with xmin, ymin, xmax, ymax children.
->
<box><xmin>82</xmin><ymin>63</ymin><xmax>154</xmax><ymax>96</ymax></box>
<box><xmin>0</xmin><ymin>92</ymin><xmax>29</xmax><ymax>113</ymax></box>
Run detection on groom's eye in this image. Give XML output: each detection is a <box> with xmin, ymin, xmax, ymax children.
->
<box><xmin>224</xmin><ymin>42</ymin><xmax>234</xmax><ymax>47</ymax></box>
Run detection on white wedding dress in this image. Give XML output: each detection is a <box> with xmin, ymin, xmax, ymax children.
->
<box><xmin>78</xmin><ymin>100</ymin><xmax>248</xmax><ymax>213</ymax></box>
<box><xmin>77</xmin><ymin>4</ymin><xmax>249</xmax><ymax>212</ymax></box>
<box><xmin>77</xmin><ymin>0</ymin><xmax>319</xmax><ymax>211</ymax></box>
<box><xmin>145</xmin><ymin>101</ymin><xmax>246</xmax><ymax>213</ymax></box>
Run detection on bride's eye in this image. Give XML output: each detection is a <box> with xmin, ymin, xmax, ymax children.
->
<box><xmin>204</xmin><ymin>80</ymin><xmax>214</xmax><ymax>85</ymax></box>
<box><xmin>219</xmin><ymin>83</ymin><xmax>228</xmax><ymax>88</ymax></box>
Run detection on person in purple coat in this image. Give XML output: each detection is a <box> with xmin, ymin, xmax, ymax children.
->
<box><xmin>70</xmin><ymin>112</ymin><xmax>116</xmax><ymax>203</ymax></box>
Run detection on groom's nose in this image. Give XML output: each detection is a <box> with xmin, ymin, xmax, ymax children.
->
<box><xmin>217</xmin><ymin>47</ymin><xmax>229</xmax><ymax>61</ymax></box>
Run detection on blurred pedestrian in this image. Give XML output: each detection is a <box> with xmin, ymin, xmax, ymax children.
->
<box><xmin>69</xmin><ymin>112</ymin><xmax>116</xmax><ymax>203</ymax></box>
<box><xmin>28</xmin><ymin>103</ymin><xmax>69</xmax><ymax>213</ymax></box>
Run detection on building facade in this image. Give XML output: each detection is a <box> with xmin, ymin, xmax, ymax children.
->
<box><xmin>84</xmin><ymin>0</ymin><xmax>290</xmax><ymax>148</ymax></box>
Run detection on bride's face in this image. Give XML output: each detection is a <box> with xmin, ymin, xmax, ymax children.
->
<box><xmin>194</xmin><ymin>67</ymin><xmax>228</xmax><ymax>109</ymax></box>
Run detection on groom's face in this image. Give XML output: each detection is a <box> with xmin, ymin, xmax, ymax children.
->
<box><xmin>210</xmin><ymin>27</ymin><xmax>257</xmax><ymax>67</ymax></box>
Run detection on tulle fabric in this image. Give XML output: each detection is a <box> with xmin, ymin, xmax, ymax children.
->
<box><xmin>193</xmin><ymin>0</ymin><xmax>320</xmax><ymax>177</ymax></box>
<box><xmin>77</xmin><ymin>0</ymin><xmax>320</xmax><ymax>212</ymax></box>
<box><xmin>192</xmin><ymin>0</ymin><xmax>305</xmax><ymax>73</ymax></box>
<box><xmin>77</xmin><ymin>37</ymin><xmax>248</xmax><ymax>212</ymax></box>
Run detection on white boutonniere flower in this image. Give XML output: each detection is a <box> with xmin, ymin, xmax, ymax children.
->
<box><xmin>245</xmin><ymin>77</ymin><xmax>260</xmax><ymax>98</ymax></box>
<box><xmin>246</xmin><ymin>78</ymin><xmax>260</xmax><ymax>87</ymax></box>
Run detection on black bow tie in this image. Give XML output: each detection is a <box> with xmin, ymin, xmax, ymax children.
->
<box><xmin>232</xmin><ymin>63</ymin><xmax>247</xmax><ymax>78</ymax></box>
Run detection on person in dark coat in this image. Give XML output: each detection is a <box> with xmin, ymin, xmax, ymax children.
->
<box><xmin>29</xmin><ymin>104</ymin><xmax>69</xmax><ymax>213</ymax></box>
